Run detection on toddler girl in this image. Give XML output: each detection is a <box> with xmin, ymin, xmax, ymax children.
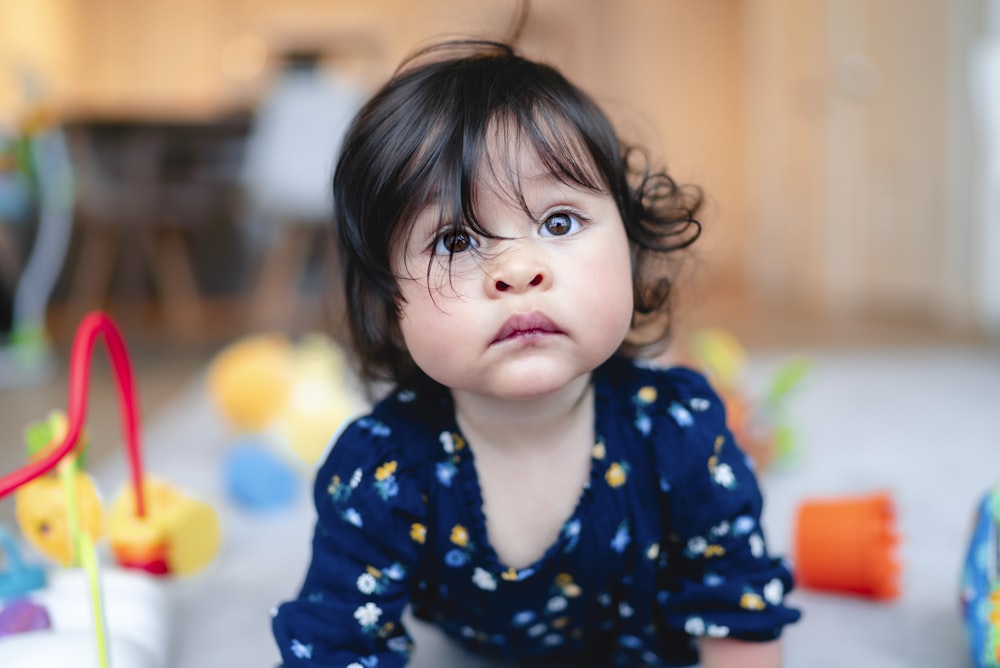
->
<box><xmin>272</xmin><ymin>39</ymin><xmax>800</xmax><ymax>668</ymax></box>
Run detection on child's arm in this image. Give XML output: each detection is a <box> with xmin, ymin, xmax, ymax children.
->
<box><xmin>699</xmin><ymin>637</ymin><xmax>783</xmax><ymax>668</ymax></box>
<box><xmin>272</xmin><ymin>417</ymin><xmax>425</xmax><ymax>666</ymax></box>
<box><xmin>649</xmin><ymin>367</ymin><xmax>800</xmax><ymax>655</ymax></box>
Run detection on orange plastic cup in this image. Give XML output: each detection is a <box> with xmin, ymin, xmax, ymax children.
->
<box><xmin>793</xmin><ymin>491</ymin><xmax>901</xmax><ymax>600</ymax></box>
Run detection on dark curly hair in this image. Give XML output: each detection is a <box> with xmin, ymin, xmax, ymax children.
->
<box><xmin>332</xmin><ymin>39</ymin><xmax>702</xmax><ymax>391</ymax></box>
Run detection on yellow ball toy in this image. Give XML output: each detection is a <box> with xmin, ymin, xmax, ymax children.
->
<box><xmin>206</xmin><ymin>334</ymin><xmax>294</xmax><ymax>432</ymax></box>
<box><xmin>14</xmin><ymin>411</ymin><xmax>104</xmax><ymax>566</ymax></box>
<box><xmin>209</xmin><ymin>332</ymin><xmax>366</xmax><ymax>470</ymax></box>
<box><xmin>279</xmin><ymin>334</ymin><xmax>365</xmax><ymax>467</ymax></box>
<box><xmin>15</xmin><ymin>471</ymin><xmax>104</xmax><ymax>566</ymax></box>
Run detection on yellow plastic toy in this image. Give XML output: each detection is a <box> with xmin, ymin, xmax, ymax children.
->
<box><xmin>1</xmin><ymin>311</ymin><xmax>222</xmax><ymax>580</ymax></box>
<box><xmin>207</xmin><ymin>331</ymin><xmax>365</xmax><ymax>468</ymax></box>
<box><xmin>280</xmin><ymin>333</ymin><xmax>364</xmax><ymax>466</ymax></box>
<box><xmin>109</xmin><ymin>476</ymin><xmax>220</xmax><ymax>577</ymax></box>
<box><xmin>14</xmin><ymin>412</ymin><xmax>104</xmax><ymax>566</ymax></box>
<box><xmin>688</xmin><ymin>327</ymin><xmax>811</xmax><ymax>471</ymax></box>
<box><xmin>206</xmin><ymin>333</ymin><xmax>294</xmax><ymax>433</ymax></box>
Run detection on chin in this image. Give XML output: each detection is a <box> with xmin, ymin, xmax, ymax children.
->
<box><xmin>495</xmin><ymin>380</ymin><xmax>569</xmax><ymax>401</ymax></box>
<box><xmin>487</xmin><ymin>359</ymin><xmax>592</xmax><ymax>400</ymax></box>
<box><xmin>447</xmin><ymin>371</ymin><xmax>565</xmax><ymax>400</ymax></box>
<box><xmin>428</xmin><ymin>347</ymin><xmax>612</xmax><ymax>400</ymax></box>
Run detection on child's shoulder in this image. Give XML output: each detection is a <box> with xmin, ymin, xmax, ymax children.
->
<box><xmin>598</xmin><ymin>355</ymin><xmax>728</xmax><ymax>445</ymax></box>
<box><xmin>330</xmin><ymin>382</ymin><xmax>452</xmax><ymax>467</ymax></box>
<box><xmin>311</xmin><ymin>383</ymin><xmax>450</xmax><ymax>515</ymax></box>
<box><xmin>310</xmin><ymin>386</ymin><xmax>446</xmax><ymax>527</ymax></box>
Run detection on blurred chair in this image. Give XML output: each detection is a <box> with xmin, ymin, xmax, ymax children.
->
<box><xmin>66</xmin><ymin>116</ymin><xmax>248</xmax><ymax>341</ymax></box>
<box><xmin>67</xmin><ymin>125</ymin><xmax>166</xmax><ymax>328</ymax></box>
<box><xmin>238</xmin><ymin>48</ymin><xmax>364</xmax><ymax>331</ymax></box>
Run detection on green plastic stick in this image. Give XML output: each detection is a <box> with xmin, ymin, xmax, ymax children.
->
<box><xmin>60</xmin><ymin>461</ymin><xmax>109</xmax><ymax>668</ymax></box>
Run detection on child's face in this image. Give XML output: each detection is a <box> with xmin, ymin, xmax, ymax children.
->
<box><xmin>392</xmin><ymin>146</ymin><xmax>634</xmax><ymax>401</ymax></box>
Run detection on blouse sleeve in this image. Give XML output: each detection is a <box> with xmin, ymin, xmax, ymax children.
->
<box><xmin>272</xmin><ymin>415</ymin><xmax>428</xmax><ymax>667</ymax></box>
<box><xmin>648</xmin><ymin>367</ymin><xmax>801</xmax><ymax>642</ymax></box>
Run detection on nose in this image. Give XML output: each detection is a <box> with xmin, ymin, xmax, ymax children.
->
<box><xmin>485</xmin><ymin>246</ymin><xmax>551</xmax><ymax>297</ymax></box>
<box><xmin>495</xmin><ymin>274</ymin><xmax>543</xmax><ymax>291</ymax></box>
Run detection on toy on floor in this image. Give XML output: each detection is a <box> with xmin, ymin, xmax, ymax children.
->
<box><xmin>0</xmin><ymin>310</ymin><xmax>222</xmax><ymax>667</ymax></box>
<box><xmin>207</xmin><ymin>331</ymin><xmax>366</xmax><ymax>510</ymax></box>
<box><xmin>687</xmin><ymin>327</ymin><xmax>811</xmax><ymax>471</ymax></box>
<box><xmin>0</xmin><ymin>598</ymin><xmax>50</xmax><ymax>637</ymax></box>
<box><xmin>1</xmin><ymin>530</ymin><xmax>167</xmax><ymax>667</ymax></box>
<box><xmin>793</xmin><ymin>491</ymin><xmax>901</xmax><ymax>600</ymax></box>
<box><xmin>108</xmin><ymin>475</ymin><xmax>221</xmax><ymax>576</ymax></box>
<box><xmin>14</xmin><ymin>411</ymin><xmax>104</xmax><ymax>566</ymax></box>
<box><xmin>961</xmin><ymin>483</ymin><xmax>1000</xmax><ymax>667</ymax></box>
<box><xmin>206</xmin><ymin>333</ymin><xmax>294</xmax><ymax>433</ymax></box>
<box><xmin>223</xmin><ymin>436</ymin><xmax>300</xmax><ymax>511</ymax></box>
<box><xmin>0</xmin><ymin>526</ymin><xmax>48</xmax><ymax>634</ymax></box>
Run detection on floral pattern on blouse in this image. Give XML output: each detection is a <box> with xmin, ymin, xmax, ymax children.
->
<box><xmin>272</xmin><ymin>356</ymin><xmax>800</xmax><ymax>667</ymax></box>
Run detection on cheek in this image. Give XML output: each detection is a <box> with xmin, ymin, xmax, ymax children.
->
<box><xmin>581</xmin><ymin>232</ymin><xmax>633</xmax><ymax>301</ymax></box>
<box><xmin>585</xmin><ymin>237</ymin><xmax>635</xmax><ymax>338</ymax></box>
<box><xmin>397</xmin><ymin>296</ymin><xmax>470</xmax><ymax>383</ymax></box>
<box><xmin>397</xmin><ymin>252</ymin><xmax>482</xmax><ymax>303</ymax></box>
<box><xmin>397</xmin><ymin>287</ymin><xmax>459</xmax><ymax>355</ymax></box>
<box><xmin>608</xmin><ymin>261</ymin><xmax>637</xmax><ymax>330</ymax></box>
<box><xmin>397</xmin><ymin>306</ymin><xmax>433</xmax><ymax>367</ymax></box>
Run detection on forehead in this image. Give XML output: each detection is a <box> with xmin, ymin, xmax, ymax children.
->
<box><xmin>479</xmin><ymin>135</ymin><xmax>584</xmax><ymax>198</ymax></box>
<box><xmin>485</xmin><ymin>111</ymin><xmax>605</xmax><ymax>188</ymax></box>
<box><xmin>462</xmin><ymin>119</ymin><xmax>609</xmax><ymax>218</ymax></box>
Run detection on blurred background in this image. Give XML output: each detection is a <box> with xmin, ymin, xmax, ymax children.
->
<box><xmin>1</xmin><ymin>3</ymin><xmax>999</xmax><ymax>665</ymax></box>
<box><xmin>1</xmin><ymin>0</ymin><xmax>997</xmax><ymax>353</ymax></box>
<box><xmin>0</xmin><ymin>0</ymin><xmax>998</xmax><ymax>451</ymax></box>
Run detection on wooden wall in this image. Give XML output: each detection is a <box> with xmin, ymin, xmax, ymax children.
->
<box><xmin>0</xmin><ymin>0</ymin><xmax>990</xmax><ymax>334</ymax></box>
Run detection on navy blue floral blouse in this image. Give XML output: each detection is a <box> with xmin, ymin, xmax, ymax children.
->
<box><xmin>272</xmin><ymin>355</ymin><xmax>800</xmax><ymax>667</ymax></box>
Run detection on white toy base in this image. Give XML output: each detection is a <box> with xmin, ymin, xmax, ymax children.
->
<box><xmin>0</xmin><ymin>567</ymin><xmax>170</xmax><ymax>668</ymax></box>
<box><xmin>0</xmin><ymin>630</ymin><xmax>157</xmax><ymax>668</ymax></box>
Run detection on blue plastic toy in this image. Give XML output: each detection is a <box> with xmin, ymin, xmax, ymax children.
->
<box><xmin>0</xmin><ymin>527</ymin><xmax>47</xmax><ymax>602</ymax></box>
<box><xmin>0</xmin><ymin>526</ymin><xmax>51</xmax><ymax>637</ymax></box>
<box><xmin>961</xmin><ymin>484</ymin><xmax>1000</xmax><ymax>667</ymax></box>
<box><xmin>223</xmin><ymin>438</ymin><xmax>300</xmax><ymax>512</ymax></box>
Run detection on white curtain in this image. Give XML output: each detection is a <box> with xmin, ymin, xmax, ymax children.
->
<box><xmin>970</xmin><ymin>0</ymin><xmax>1000</xmax><ymax>336</ymax></box>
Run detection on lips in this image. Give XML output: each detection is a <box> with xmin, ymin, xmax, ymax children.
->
<box><xmin>491</xmin><ymin>311</ymin><xmax>564</xmax><ymax>345</ymax></box>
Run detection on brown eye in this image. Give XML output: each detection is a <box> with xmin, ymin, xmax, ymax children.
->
<box><xmin>433</xmin><ymin>230</ymin><xmax>478</xmax><ymax>255</ymax></box>
<box><xmin>541</xmin><ymin>212</ymin><xmax>581</xmax><ymax>237</ymax></box>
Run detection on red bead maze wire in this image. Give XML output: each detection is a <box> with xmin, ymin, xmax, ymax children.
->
<box><xmin>0</xmin><ymin>311</ymin><xmax>147</xmax><ymax>517</ymax></box>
